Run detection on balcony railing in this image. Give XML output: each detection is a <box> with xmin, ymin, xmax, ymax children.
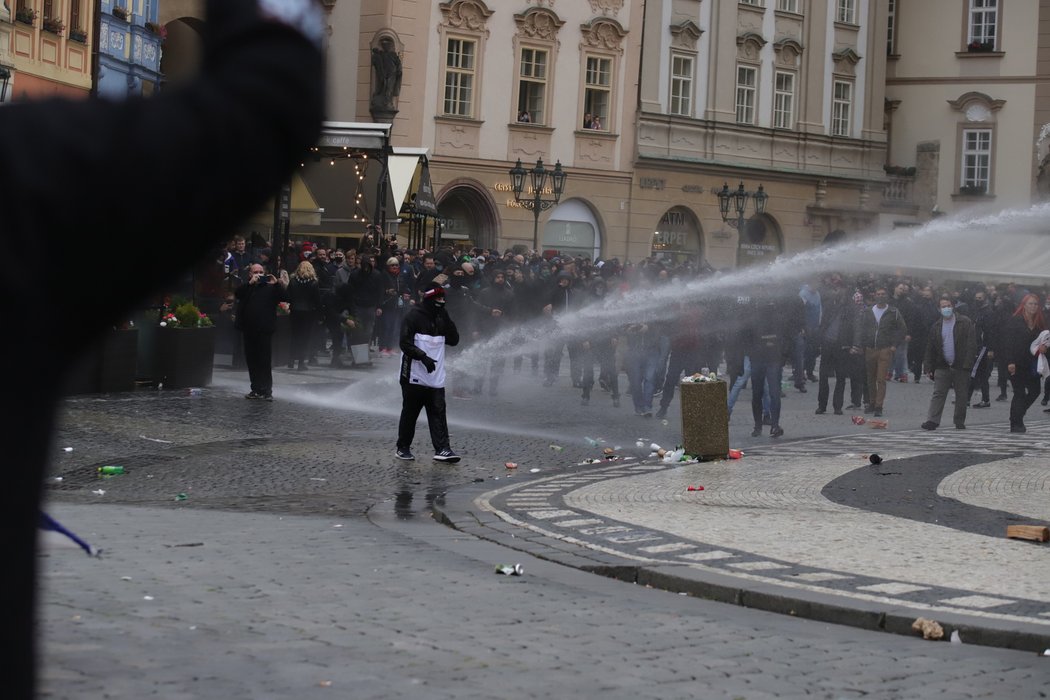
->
<box><xmin>882</xmin><ymin>174</ymin><xmax>914</xmax><ymax>206</ymax></box>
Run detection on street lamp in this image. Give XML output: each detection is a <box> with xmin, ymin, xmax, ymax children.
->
<box><xmin>717</xmin><ymin>181</ymin><xmax>767</xmax><ymax>230</ymax></box>
<box><xmin>509</xmin><ymin>157</ymin><xmax>567</xmax><ymax>251</ymax></box>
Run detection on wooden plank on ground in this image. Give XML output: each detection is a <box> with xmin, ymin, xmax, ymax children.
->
<box><xmin>1006</xmin><ymin>525</ymin><xmax>1049</xmax><ymax>542</ymax></box>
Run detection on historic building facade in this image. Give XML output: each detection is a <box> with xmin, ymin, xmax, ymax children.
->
<box><xmin>886</xmin><ymin>0</ymin><xmax>1050</xmax><ymax>218</ymax></box>
<box><xmin>97</xmin><ymin>0</ymin><xmax>164</xmax><ymax>99</ymax></box>
<box><xmin>3</xmin><ymin>0</ymin><xmax>95</xmax><ymax>99</ymax></box>
<box><xmin>316</xmin><ymin>1</ymin><xmax>895</xmax><ymax>267</ymax></box>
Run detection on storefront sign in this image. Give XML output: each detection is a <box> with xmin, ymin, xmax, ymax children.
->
<box><xmin>681</xmin><ymin>184</ymin><xmax>704</xmax><ymax>193</ymax></box>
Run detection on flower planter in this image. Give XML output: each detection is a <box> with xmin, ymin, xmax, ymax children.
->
<box><xmin>64</xmin><ymin>328</ymin><xmax>139</xmax><ymax>395</ymax></box>
<box><xmin>154</xmin><ymin>326</ymin><xmax>216</xmax><ymax>389</ymax></box>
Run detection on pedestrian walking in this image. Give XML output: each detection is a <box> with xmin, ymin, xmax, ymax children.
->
<box><xmin>855</xmin><ymin>287</ymin><xmax>907</xmax><ymax>417</ymax></box>
<box><xmin>1004</xmin><ymin>293</ymin><xmax>1048</xmax><ymax>433</ymax></box>
<box><xmin>920</xmin><ymin>298</ymin><xmax>977</xmax><ymax>430</ymax></box>
<box><xmin>396</xmin><ymin>283</ymin><xmax>462</xmax><ymax>462</ymax></box>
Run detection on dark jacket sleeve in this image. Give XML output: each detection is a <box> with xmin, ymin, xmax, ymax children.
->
<box><xmin>0</xmin><ymin>0</ymin><xmax>324</xmax><ymax>346</ymax></box>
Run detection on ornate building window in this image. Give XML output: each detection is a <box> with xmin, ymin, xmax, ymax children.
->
<box><xmin>831</xmin><ymin>80</ymin><xmax>853</xmax><ymax>136</ymax></box>
<box><xmin>836</xmin><ymin>0</ymin><xmax>856</xmax><ymax>24</ymax></box>
<box><xmin>776</xmin><ymin>0</ymin><xmax>800</xmax><ymax>12</ymax></box>
<box><xmin>579</xmin><ymin>17</ymin><xmax>626</xmax><ymax>132</ymax></box>
<box><xmin>444</xmin><ymin>39</ymin><xmax>476</xmax><ymax>117</ymax></box>
<box><xmin>735</xmin><ymin>32</ymin><xmax>765</xmax><ymax>126</ymax></box>
<box><xmin>668</xmin><ymin>20</ymin><xmax>700</xmax><ymax>118</ymax></box>
<box><xmin>967</xmin><ymin>0</ymin><xmax>998</xmax><ymax>51</ymax></box>
<box><xmin>736</xmin><ymin>65</ymin><xmax>757</xmax><ymax>124</ymax></box>
<box><xmin>948</xmin><ymin>91</ymin><xmax>1003</xmax><ymax>195</ymax></box>
<box><xmin>69</xmin><ymin>0</ymin><xmax>81</xmax><ymax>31</ymax></box>
<box><xmin>773</xmin><ymin>71</ymin><xmax>795</xmax><ymax>129</ymax></box>
<box><xmin>513</xmin><ymin>7</ymin><xmax>563</xmax><ymax>125</ymax></box>
<box><xmin>670</xmin><ymin>54</ymin><xmax>694</xmax><ymax>117</ymax></box>
<box><xmin>887</xmin><ymin>0</ymin><xmax>897</xmax><ymax>55</ymax></box>
<box><xmin>961</xmin><ymin>129</ymin><xmax>992</xmax><ymax>192</ymax></box>
<box><xmin>438</xmin><ymin>0</ymin><xmax>493</xmax><ymax>120</ymax></box>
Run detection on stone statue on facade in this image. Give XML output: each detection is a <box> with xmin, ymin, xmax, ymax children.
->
<box><xmin>370</xmin><ymin>36</ymin><xmax>402</xmax><ymax>117</ymax></box>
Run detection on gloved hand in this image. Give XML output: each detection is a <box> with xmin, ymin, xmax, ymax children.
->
<box><xmin>421</xmin><ymin>356</ymin><xmax>437</xmax><ymax>373</ymax></box>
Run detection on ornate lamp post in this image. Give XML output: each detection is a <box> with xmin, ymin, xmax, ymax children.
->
<box><xmin>716</xmin><ymin>181</ymin><xmax>767</xmax><ymax>231</ymax></box>
<box><xmin>509</xmin><ymin>157</ymin><xmax>567</xmax><ymax>251</ymax></box>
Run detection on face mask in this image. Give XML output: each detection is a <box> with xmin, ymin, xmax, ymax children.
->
<box><xmin>433</xmin><ymin>298</ymin><xmax>446</xmax><ymax>308</ymax></box>
<box><xmin>940</xmin><ymin>307</ymin><xmax>953</xmax><ymax>318</ymax></box>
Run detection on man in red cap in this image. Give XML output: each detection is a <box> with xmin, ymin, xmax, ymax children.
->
<box><xmin>397</xmin><ymin>282</ymin><xmax>461</xmax><ymax>462</ymax></box>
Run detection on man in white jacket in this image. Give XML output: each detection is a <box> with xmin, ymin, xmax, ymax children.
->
<box><xmin>396</xmin><ymin>283</ymin><xmax>461</xmax><ymax>462</ymax></box>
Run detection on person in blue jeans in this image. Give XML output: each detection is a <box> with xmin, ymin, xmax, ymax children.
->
<box><xmin>726</xmin><ymin>355</ymin><xmax>771</xmax><ymax>421</ymax></box>
<box><xmin>624</xmin><ymin>320</ymin><xmax>663</xmax><ymax>417</ymax></box>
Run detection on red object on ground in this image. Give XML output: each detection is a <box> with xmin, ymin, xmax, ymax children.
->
<box><xmin>727</xmin><ymin>449</ymin><xmax>743</xmax><ymax>459</ymax></box>
<box><xmin>687</xmin><ymin>485</ymin><xmax>705</xmax><ymax>491</ymax></box>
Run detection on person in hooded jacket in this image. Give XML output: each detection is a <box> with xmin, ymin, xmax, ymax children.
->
<box><xmin>397</xmin><ymin>283</ymin><xmax>461</xmax><ymax>462</ymax></box>
<box><xmin>474</xmin><ymin>269</ymin><xmax>514</xmax><ymax>396</ymax></box>
<box><xmin>341</xmin><ymin>254</ymin><xmax>385</xmax><ymax>362</ymax></box>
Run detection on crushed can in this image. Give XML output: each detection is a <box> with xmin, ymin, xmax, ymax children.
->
<box><xmin>494</xmin><ymin>563</ymin><xmax>524</xmax><ymax>576</ymax></box>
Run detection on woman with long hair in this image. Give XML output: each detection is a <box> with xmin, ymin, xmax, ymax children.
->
<box><xmin>287</xmin><ymin>261</ymin><xmax>322</xmax><ymax>371</ymax></box>
<box><xmin>1005</xmin><ymin>293</ymin><xmax>1048</xmax><ymax>432</ymax></box>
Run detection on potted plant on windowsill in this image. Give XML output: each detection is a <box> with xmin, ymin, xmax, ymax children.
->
<box><xmin>15</xmin><ymin>7</ymin><xmax>37</xmax><ymax>25</ymax></box>
<box><xmin>967</xmin><ymin>40</ymin><xmax>995</xmax><ymax>53</ymax></box>
<box><xmin>69</xmin><ymin>27</ymin><xmax>88</xmax><ymax>43</ymax></box>
<box><xmin>42</xmin><ymin>17</ymin><xmax>65</xmax><ymax>35</ymax></box>
<box><xmin>111</xmin><ymin>5</ymin><xmax>128</xmax><ymax>21</ymax></box>
<box><xmin>959</xmin><ymin>183</ymin><xmax>987</xmax><ymax>196</ymax></box>
<box><xmin>154</xmin><ymin>300</ymin><xmax>216</xmax><ymax>389</ymax></box>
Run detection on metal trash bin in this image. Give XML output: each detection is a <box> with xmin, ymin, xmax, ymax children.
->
<box><xmin>679</xmin><ymin>380</ymin><xmax>729</xmax><ymax>460</ymax></box>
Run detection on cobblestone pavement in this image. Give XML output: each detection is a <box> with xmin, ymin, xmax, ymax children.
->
<box><xmin>39</xmin><ymin>359</ymin><xmax>1050</xmax><ymax>697</ymax></box>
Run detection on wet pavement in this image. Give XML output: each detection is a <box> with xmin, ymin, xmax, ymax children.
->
<box><xmin>39</xmin><ymin>356</ymin><xmax>1050</xmax><ymax>697</ymax></box>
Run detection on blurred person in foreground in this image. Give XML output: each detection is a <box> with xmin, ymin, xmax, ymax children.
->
<box><xmin>3</xmin><ymin>0</ymin><xmax>326</xmax><ymax>696</ymax></box>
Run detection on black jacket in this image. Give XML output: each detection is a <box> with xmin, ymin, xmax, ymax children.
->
<box><xmin>399</xmin><ymin>302</ymin><xmax>460</xmax><ymax>383</ymax></box>
<box><xmin>235</xmin><ymin>279</ymin><xmax>290</xmax><ymax>333</ymax></box>
<box><xmin>2</xmin><ymin>1</ymin><xmax>324</xmax><ymax>696</ymax></box>
<box><xmin>923</xmin><ymin>313</ymin><xmax>978</xmax><ymax>372</ymax></box>
<box><xmin>287</xmin><ymin>276</ymin><xmax>322</xmax><ymax>314</ymax></box>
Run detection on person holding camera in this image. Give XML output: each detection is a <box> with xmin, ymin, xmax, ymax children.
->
<box><xmin>235</xmin><ymin>263</ymin><xmax>290</xmax><ymax>400</ymax></box>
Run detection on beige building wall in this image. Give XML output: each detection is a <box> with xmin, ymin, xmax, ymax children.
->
<box><xmin>340</xmin><ymin>0</ymin><xmax>645</xmax><ymax>257</ymax></box>
<box><xmin>887</xmin><ymin>0</ymin><xmax>1043</xmax><ymax>217</ymax></box>
<box><xmin>320</xmin><ymin>1</ymin><xmax>892</xmax><ymax>264</ymax></box>
<box><xmin>635</xmin><ymin>0</ymin><xmax>889</xmax><ymax>268</ymax></box>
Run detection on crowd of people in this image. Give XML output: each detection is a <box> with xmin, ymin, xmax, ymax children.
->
<box><xmin>217</xmin><ymin>230</ymin><xmax>1050</xmax><ymax>436</ymax></box>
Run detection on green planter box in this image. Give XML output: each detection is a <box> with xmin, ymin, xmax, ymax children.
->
<box><xmin>154</xmin><ymin>326</ymin><xmax>216</xmax><ymax>389</ymax></box>
<box><xmin>680</xmin><ymin>381</ymin><xmax>729</xmax><ymax>460</ymax></box>
<box><xmin>64</xmin><ymin>328</ymin><xmax>139</xmax><ymax>394</ymax></box>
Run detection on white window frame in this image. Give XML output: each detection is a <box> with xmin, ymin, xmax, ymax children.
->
<box><xmin>773</xmin><ymin>71</ymin><xmax>795</xmax><ymax>129</ymax></box>
<box><xmin>831</xmin><ymin>79</ymin><xmax>853</xmax><ymax>136</ymax></box>
<box><xmin>887</xmin><ymin>0</ymin><xmax>896</xmax><ymax>54</ymax></box>
<box><xmin>669</xmin><ymin>53</ymin><xmax>694</xmax><ymax>117</ymax></box>
<box><xmin>735</xmin><ymin>65</ymin><xmax>758</xmax><ymax>125</ymax></box>
<box><xmin>517</xmin><ymin>46</ymin><xmax>549</xmax><ymax>125</ymax></box>
<box><xmin>961</xmin><ymin>128</ymin><xmax>992</xmax><ymax>191</ymax></box>
<box><xmin>776</xmin><ymin>0</ymin><xmax>799</xmax><ymax>12</ymax></box>
<box><xmin>583</xmin><ymin>54</ymin><xmax>613</xmax><ymax>130</ymax></box>
<box><xmin>739</xmin><ymin>0</ymin><xmax>765</xmax><ymax>6</ymax></box>
<box><xmin>442</xmin><ymin>37</ymin><xmax>477</xmax><ymax>118</ymax></box>
<box><xmin>968</xmin><ymin>0</ymin><xmax>998</xmax><ymax>47</ymax></box>
<box><xmin>836</xmin><ymin>0</ymin><xmax>856</xmax><ymax>24</ymax></box>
